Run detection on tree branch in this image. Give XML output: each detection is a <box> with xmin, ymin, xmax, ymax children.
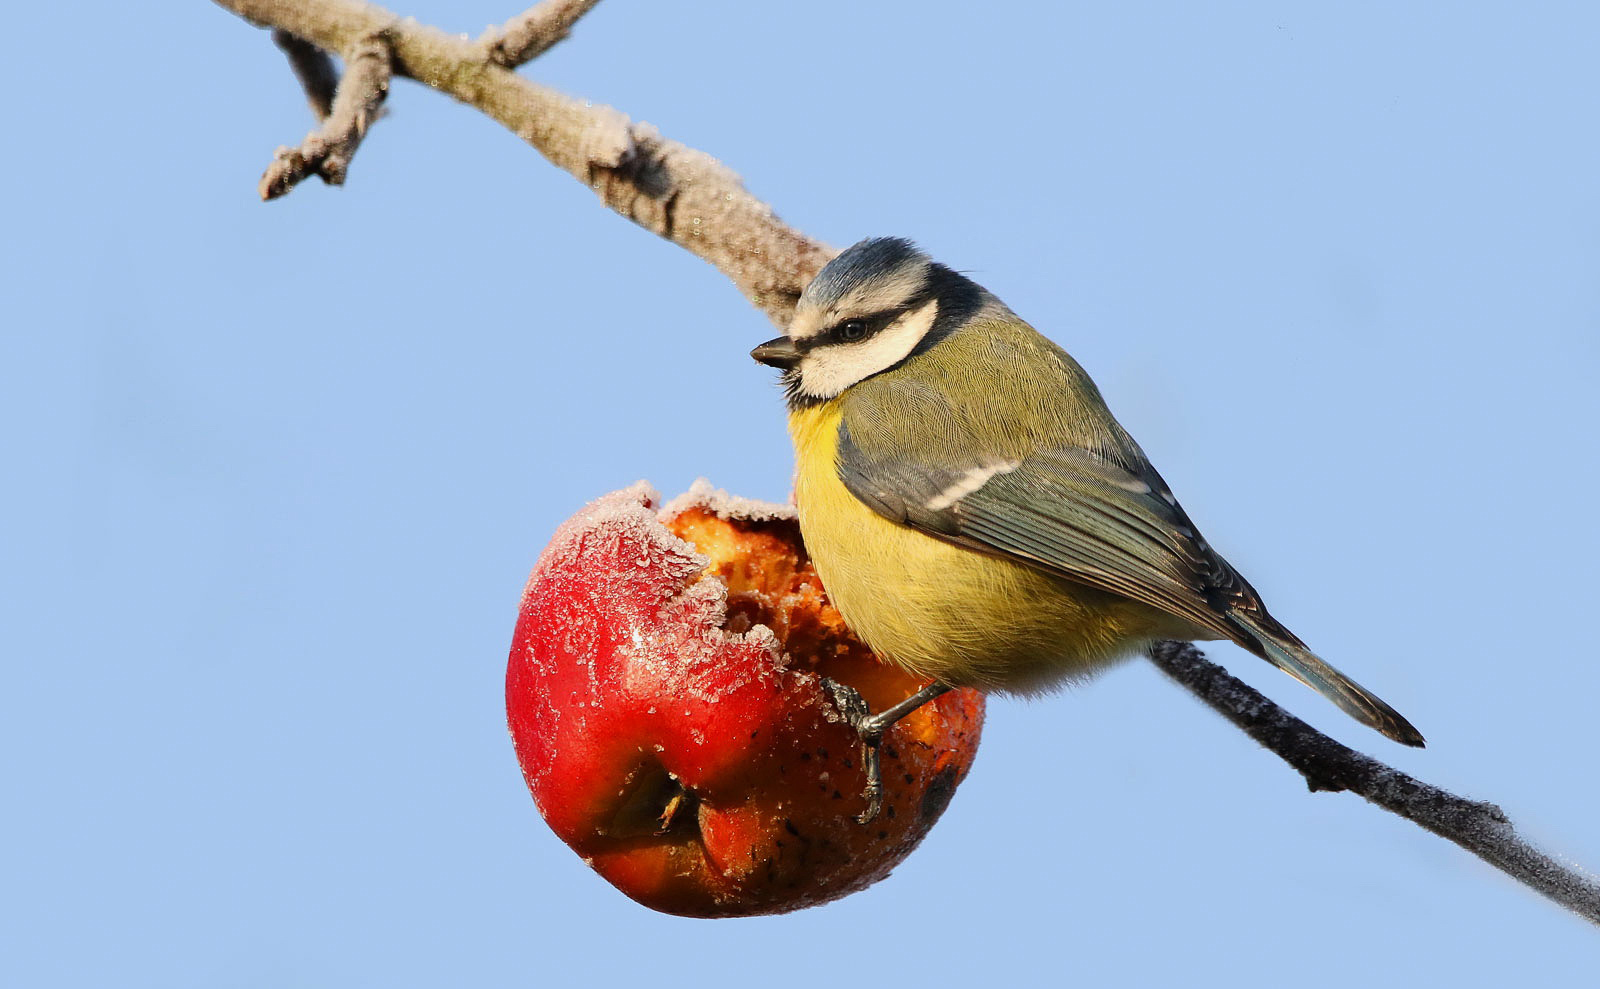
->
<box><xmin>217</xmin><ymin>0</ymin><xmax>831</xmax><ymax>323</ymax></box>
<box><xmin>272</xmin><ymin>28</ymin><xmax>338</xmax><ymax>119</ymax></box>
<box><xmin>479</xmin><ymin>0</ymin><xmax>604</xmax><ymax>69</ymax></box>
<box><xmin>260</xmin><ymin>29</ymin><xmax>392</xmax><ymax>199</ymax></box>
<box><xmin>1148</xmin><ymin>641</ymin><xmax>1600</xmax><ymax>924</ymax></box>
<box><xmin>215</xmin><ymin>0</ymin><xmax>1600</xmax><ymax>925</ymax></box>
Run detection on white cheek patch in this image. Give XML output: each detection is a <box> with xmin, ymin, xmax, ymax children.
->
<box><xmin>797</xmin><ymin>299</ymin><xmax>938</xmax><ymax>400</ymax></box>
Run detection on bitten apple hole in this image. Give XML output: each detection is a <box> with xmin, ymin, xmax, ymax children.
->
<box><xmin>661</xmin><ymin>506</ymin><xmax>861</xmax><ymax>679</ymax></box>
<box><xmin>659</xmin><ymin>501</ymin><xmax>963</xmax><ymax>719</ymax></box>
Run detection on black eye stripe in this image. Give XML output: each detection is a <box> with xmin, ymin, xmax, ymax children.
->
<box><xmin>824</xmin><ymin>308</ymin><xmax>907</xmax><ymax>344</ymax></box>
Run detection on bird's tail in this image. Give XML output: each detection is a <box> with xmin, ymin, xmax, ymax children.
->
<box><xmin>1227</xmin><ymin>613</ymin><xmax>1425</xmax><ymax>748</ymax></box>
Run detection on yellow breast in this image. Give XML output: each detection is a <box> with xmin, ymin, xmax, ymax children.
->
<box><xmin>788</xmin><ymin>402</ymin><xmax>1189</xmax><ymax>694</ymax></box>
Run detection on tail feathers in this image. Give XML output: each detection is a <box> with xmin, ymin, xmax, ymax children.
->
<box><xmin>1229</xmin><ymin>615</ymin><xmax>1425</xmax><ymax>748</ymax></box>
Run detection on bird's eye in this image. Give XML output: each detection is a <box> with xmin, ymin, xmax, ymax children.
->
<box><xmin>839</xmin><ymin>319</ymin><xmax>868</xmax><ymax>341</ymax></box>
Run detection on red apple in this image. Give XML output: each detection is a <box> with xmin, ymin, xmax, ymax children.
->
<box><xmin>506</xmin><ymin>481</ymin><xmax>985</xmax><ymax>917</ymax></box>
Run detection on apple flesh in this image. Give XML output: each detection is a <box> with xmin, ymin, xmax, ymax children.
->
<box><xmin>506</xmin><ymin>482</ymin><xmax>985</xmax><ymax>917</ymax></box>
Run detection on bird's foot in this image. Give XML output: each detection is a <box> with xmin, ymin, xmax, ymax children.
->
<box><xmin>819</xmin><ymin>678</ymin><xmax>953</xmax><ymax>824</ymax></box>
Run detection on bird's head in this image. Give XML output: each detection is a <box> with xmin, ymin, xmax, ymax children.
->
<box><xmin>751</xmin><ymin>237</ymin><xmax>984</xmax><ymax>407</ymax></box>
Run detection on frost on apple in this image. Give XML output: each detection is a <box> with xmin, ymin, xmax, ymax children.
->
<box><xmin>511</xmin><ymin>483</ymin><xmax>787</xmax><ymax>785</ymax></box>
<box><xmin>660</xmin><ymin>477</ymin><xmax>797</xmax><ymax>524</ymax></box>
<box><xmin>507</xmin><ymin>482</ymin><xmax>985</xmax><ymax>918</ymax></box>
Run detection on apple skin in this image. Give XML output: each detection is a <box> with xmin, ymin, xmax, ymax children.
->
<box><xmin>506</xmin><ymin>482</ymin><xmax>985</xmax><ymax>917</ymax></box>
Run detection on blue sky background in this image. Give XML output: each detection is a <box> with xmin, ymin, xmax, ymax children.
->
<box><xmin>5</xmin><ymin>1</ymin><xmax>1598</xmax><ymax>985</ymax></box>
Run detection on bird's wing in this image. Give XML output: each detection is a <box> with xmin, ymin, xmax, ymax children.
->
<box><xmin>836</xmin><ymin>427</ymin><xmax>1258</xmax><ymax>641</ymax></box>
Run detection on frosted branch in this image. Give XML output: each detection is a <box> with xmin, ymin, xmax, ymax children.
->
<box><xmin>216</xmin><ymin>0</ymin><xmax>831</xmax><ymax>323</ymax></box>
<box><xmin>260</xmin><ymin>29</ymin><xmax>392</xmax><ymax>200</ymax></box>
<box><xmin>479</xmin><ymin>0</ymin><xmax>604</xmax><ymax>69</ymax></box>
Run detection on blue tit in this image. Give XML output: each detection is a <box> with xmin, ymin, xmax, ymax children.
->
<box><xmin>751</xmin><ymin>237</ymin><xmax>1422</xmax><ymax>816</ymax></box>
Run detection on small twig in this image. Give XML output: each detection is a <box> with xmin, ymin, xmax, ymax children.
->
<box><xmin>260</xmin><ymin>31</ymin><xmax>393</xmax><ymax>200</ymax></box>
<box><xmin>480</xmin><ymin>0</ymin><xmax>604</xmax><ymax>69</ymax></box>
<box><xmin>271</xmin><ymin>29</ymin><xmax>338</xmax><ymax>119</ymax></box>
<box><xmin>1148</xmin><ymin>640</ymin><xmax>1600</xmax><ymax>924</ymax></box>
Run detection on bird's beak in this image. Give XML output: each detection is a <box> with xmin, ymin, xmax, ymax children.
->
<box><xmin>750</xmin><ymin>336</ymin><xmax>801</xmax><ymax>370</ymax></box>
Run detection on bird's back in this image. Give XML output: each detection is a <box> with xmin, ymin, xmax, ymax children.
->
<box><xmin>841</xmin><ymin>317</ymin><xmax>1147</xmax><ymax>474</ymax></box>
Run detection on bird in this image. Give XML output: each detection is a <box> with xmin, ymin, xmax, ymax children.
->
<box><xmin>750</xmin><ymin>236</ymin><xmax>1423</xmax><ymax>821</ymax></box>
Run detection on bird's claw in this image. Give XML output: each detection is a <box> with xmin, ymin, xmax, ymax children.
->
<box><xmin>820</xmin><ymin>677</ymin><xmax>888</xmax><ymax>824</ymax></box>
